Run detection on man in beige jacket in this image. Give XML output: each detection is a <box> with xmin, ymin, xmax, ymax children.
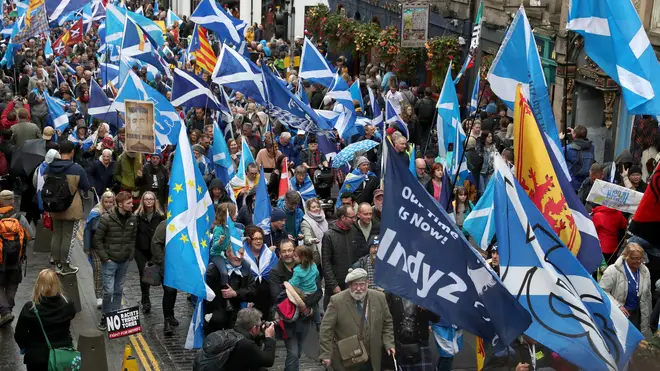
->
<box><xmin>319</xmin><ymin>268</ymin><xmax>395</xmax><ymax>371</ymax></box>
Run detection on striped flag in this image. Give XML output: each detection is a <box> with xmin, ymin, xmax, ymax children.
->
<box><xmin>189</xmin><ymin>25</ymin><xmax>217</xmax><ymax>73</ymax></box>
<box><xmin>454</xmin><ymin>0</ymin><xmax>483</xmax><ymax>83</ymax></box>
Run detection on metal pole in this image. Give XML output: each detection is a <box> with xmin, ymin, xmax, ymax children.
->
<box><xmin>563</xmin><ymin>31</ymin><xmax>572</xmax><ymax>159</ymax></box>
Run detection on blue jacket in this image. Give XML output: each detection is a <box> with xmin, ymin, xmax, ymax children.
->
<box><xmin>276</xmin><ymin>198</ymin><xmax>304</xmax><ymax>236</ymax></box>
<box><xmin>87</xmin><ymin>160</ymin><xmax>115</xmax><ymax>194</ymax></box>
<box><xmin>563</xmin><ymin>139</ymin><xmax>595</xmax><ymax>192</ymax></box>
<box><xmin>83</xmin><ymin>213</ymin><xmax>101</xmax><ymax>252</ymax></box>
<box><xmin>277</xmin><ymin>136</ymin><xmax>296</xmax><ymax>163</ymax></box>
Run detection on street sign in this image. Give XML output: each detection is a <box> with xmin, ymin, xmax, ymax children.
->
<box><xmin>106</xmin><ymin>306</ymin><xmax>142</xmax><ymax>339</ymax></box>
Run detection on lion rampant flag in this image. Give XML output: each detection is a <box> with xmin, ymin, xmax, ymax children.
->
<box><xmin>476</xmin><ymin>336</ymin><xmax>485</xmax><ymax>370</ymax></box>
<box><xmin>513</xmin><ymin>85</ymin><xmax>583</xmax><ymax>257</ymax></box>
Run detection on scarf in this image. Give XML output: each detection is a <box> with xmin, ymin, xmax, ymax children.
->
<box><xmin>303</xmin><ymin>211</ymin><xmax>327</xmax><ymax>255</ymax></box>
<box><xmin>242</xmin><ymin>242</ymin><xmax>278</xmax><ymax>282</ymax></box>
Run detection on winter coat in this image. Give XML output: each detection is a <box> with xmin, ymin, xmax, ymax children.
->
<box><xmin>350</xmin><ymin>221</ymin><xmax>379</xmax><ymax>257</ymax></box>
<box><xmin>135</xmin><ymin>212</ymin><xmax>164</xmax><ymax>253</ymax></box>
<box><xmin>87</xmin><ymin>160</ymin><xmax>116</xmax><ymax>194</ymax></box>
<box><xmin>10</xmin><ymin>120</ymin><xmax>41</xmax><ymax>147</ymax></box>
<box><xmin>204</xmin><ymin>261</ymin><xmax>257</xmax><ymax>335</ymax></box>
<box><xmin>592</xmin><ymin>206</ymin><xmax>627</xmax><ymax>254</ymax></box>
<box><xmin>136</xmin><ymin>162</ymin><xmax>169</xmax><ymax>206</ymax></box>
<box><xmin>321</xmin><ymin>221</ymin><xmax>368</xmax><ymax>291</ymax></box>
<box><xmin>44</xmin><ymin>159</ymin><xmax>91</xmax><ymax>221</ymax></box>
<box><xmin>415</xmin><ymin>97</ymin><xmax>436</xmax><ymax>126</ymax></box>
<box><xmin>564</xmin><ymin>138</ymin><xmax>595</xmax><ymax>192</ymax></box>
<box><xmin>222</xmin><ymin>327</ymin><xmax>277</xmax><ymax>371</ymax></box>
<box><xmin>276</xmin><ymin>198</ymin><xmax>304</xmax><ymax>236</ymax></box>
<box><xmin>150</xmin><ymin>220</ymin><xmax>167</xmax><ymax>274</ymax></box>
<box><xmin>269</xmin><ymin>259</ymin><xmax>323</xmax><ymax>313</ymax></box>
<box><xmin>113</xmin><ymin>154</ymin><xmax>141</xmax><ymax>191</ymax></box>
<box><xmin>208</xmin><ymin>178</ymin><xmax>231</xmax><ymax>205</ymax></box>
<box><xmin>14</xmin><ymin>296</ymin><xmax>75</xmax><ymax>367</ymax></box>
<box><xmin>83</xmin><ymin>214</ymin><xmax>102</xmax><ymax>252</ymax></box>
<box><xmin>600</xmin><ymin>257</ymin><xmax>652</xmax><ymax>335</ymax></box>
<box><xmin>94</xmin><ymin>208</ymin><xmax>138</xmax><ymax>262</ymax></box>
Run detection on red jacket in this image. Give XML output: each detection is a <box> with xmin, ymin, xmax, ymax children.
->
<box><xmin>592</xmin><ymin>205</ymin><xmax>627</xmax><ymax>254</ymax></box>
<box><xmin>1</xmin><ymin>101</ymin><xmax>31</xmax><ymax>130</ymax></box>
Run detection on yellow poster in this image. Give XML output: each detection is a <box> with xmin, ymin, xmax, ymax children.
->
<box><xmin>124</xmin><ymin>100</ymin><xmax>156</xmax><ymax>154</ymax></box>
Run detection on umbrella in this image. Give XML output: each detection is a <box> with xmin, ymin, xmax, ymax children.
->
<box><xmin>331</xmin><ymin>139</ymin><xmax>379</xmax><ymax>168</ymax></box>
<box><xmin>10</xmin><ymin>139</ymin><xmax>46</xmax><ymax>177</ymax></box>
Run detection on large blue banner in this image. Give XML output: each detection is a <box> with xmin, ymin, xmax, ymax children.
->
<box><xmin>375</xmin><ymin>141</ymin><xmax>531</xmax><ymax>347</ymax></box>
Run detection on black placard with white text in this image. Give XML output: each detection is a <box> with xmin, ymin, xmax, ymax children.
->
<box><xmin>106</xmin><ymin>306</ymin><xmax>141</xmax><ymax>339</ymax></box>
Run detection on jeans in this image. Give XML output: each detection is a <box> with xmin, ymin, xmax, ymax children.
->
<box><xmin>211</xmin><ymin>255</ymin><xmax>230</xmax><ymax>287</ymax></box>
<box><xmin>283</xmin><ymin>330</ymin><xmax>304</xmax><ymax>371</ymax></box>
<box><xmin>436</xmin><ymin>356</ymin><xmax>454</xmax><ymax>371</ymax></box>
<box><xmin>101</xmin><ymin>260</ymin><xmax>129</xmax><ymax>315</ymax></box>
<box><xmin>162</xmin><ymin>285</ymin><xmax>178</xmax><ymax>318</ymax></box>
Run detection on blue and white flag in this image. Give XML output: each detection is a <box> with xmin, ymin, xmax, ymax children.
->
<box><xmin>253</xmin><ymin>166</ymin><xmax>271</xmax><ymax>233</ymax></box>
<box><xmin>385</xmin><ymin>98</ymin><xmax>409</xmax><ymax>138</ymax></box>
<box><xmin>463</xmin><ymin>169</ymin><xmax>495</xmax><ymax>250</ymax></box>
<box><xmin>468</xmin><ymin>72</ymin><xmax>480</xmax><ymax>117</ymax></box>
<box><xmin>487</xmin><ymin>5</ymin><xmax>561</xmax><ymax>150</ymax></box>
<box><xmin>105</xmin><ymin>3</ymin><xmax>165</xmax><ymax>48</ymax></box>
<box><xmin>212</xmin><ymin>122</ymin><xmax>234</xmax><ymax>185</ymax></box>
<box><xmin>172</xmin><ymin>68</ymin><xmax>224</xmax><ymax>110</ymax></box>
<box><xmin>165</xmin><ymin>126</ymin><xmax>215</xmax><ymax>349</ymax></box>
<box><xmin>88</xmin><ymin>79</ymin><xmax>123</xmax><ymax>131</ymax></box>
<box><xmin>111</xmin><ymin>71</ymin><xmax>183</xmax><ymax>146</ymax></box>
<box><xmin>99</xmin><ymin>62</ymin><xmax>120</xmax><ymax>88</ymax></box>
<box><xmin>166</xmin><ymin>8</ymin><xmax>182</xmax><ymax>28</ymax></box>
<box><xmin>299</xmin><ymin>37</ymin><xmax>335</xmax><ymax>87</ymax></box>
<box><xmin>83</xmin><ymin>1</ymin><xmax>105</xmax><ymax>33</ymax></box>
<box><xmin>227</xmin><ymin>208</ymin><xmax>244</xmax><ymax>253</ymax></box>
<box><xmin>349</xmin><ymin>80</ymin><xmax>364</xmax><ymax>111</ymax></box>
<box><xmin>121</xmin><ymin>17</ymin><xmax>170</xmax><ymax>77</ymax></box>
<box><xmin>325</xmin><ymin>73</ymin><xmax>355</xmax><ymax>111</ymax></box>
<box><xmin>335</xmin><ymin>170</ymin><xmax>372</xmax><ymax>208</ymax></box>
<box><xmin>436</xmin><ymin>63</ymin><xmax>468</xmax><ymax>182</ymax></box>
<box><xmin>45</xmin><ymin>0</ymin><xmax>86</xmax><ymax>24</ymax></box>
<box><xmin>376</xmin><ymin>139</ymin><xmax>531</xmax><ymax>347</ymax></box>
<box><xmin>368</xmin><ymin>85</ymin><xmax>383</xmax><ymax>129</ymax></box>
<box><xmin>568</xmin><ymin>0</ymin><xmax>660</xmax><ymax>114</ymax></box>
<box><xmin>263</xmin><ymin>65</ymin><xmax>331</xmax><ymax>132</ymax></box>
<box><xmin>212</xmin><ymin>44</ymin><xmax>266</xmax><ymax>105</ymax></box>
<box><xmin>289</xmin><ymin>174</ymin><xmax>317</xmax><ymax>202</ymax></box>
<box><xmin>190</xmin><ymin>0</ymin><xmax>247</xmax><ymax>47</ymax></box>
<box><xmin>44</xmin><ymin>92</ymin><xmax>69</xmax><ymax>132</ymax></box>
<box><xmin>134</xmin><ymin>6</ymin><xmax>143</xmax><ymax>15</ymax></box>
<box><xmin>492</xmin><ymin>155</ymin><xmax>643</xmax><ymax>370</ymax></box>
<box><xmin>330</xmin><ymin>108</ymin><xmax>358</xmax><ymax>142</ymax></box>
<box><xmin>68</xmin><ymin>130</ymin><xmax>97</xmax><ymax>151</ymax></box>
<box><xmin>44</xmin><ymin>37</ymin><xmax>54</xmax><ymax>59</ymax></box>
<box><xmin>229</xmin><ymin>137</ymin><xmax>255</xmax><ymax>188</ymax></box>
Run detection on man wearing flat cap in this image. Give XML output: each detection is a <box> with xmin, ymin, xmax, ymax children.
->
<box><xmin>319</xmin><ymin>268</ymin><xmax>395</xmax><ymax>370</ymax></box>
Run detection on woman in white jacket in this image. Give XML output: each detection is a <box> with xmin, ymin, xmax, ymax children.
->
<box><xmin>600</xmin><ymin>242</ymin><xmax>652</xmax><ymax>335</ymax></box>
<box><xmin>300</xmin><ymin>198</ymin><xmax>328</xmax><ymax>268</ymax></box>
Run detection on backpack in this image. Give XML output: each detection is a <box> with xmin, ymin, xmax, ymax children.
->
<box><xmin>192</xmin><ymin>329</ymin><xmax>244</xmax><ymax>371</ymax></box>
<box><xmin>42</xmin><ymin>173</ymin><xmax>75</xmax><ymax>213</ymax></box>
<box><xmin>0</xmin><ymin>152</ymin><xmax>7</xmax><ymax>176</ymax></box>
<box><xmin>0</xmin><ymin>211</ymin><xmax>26</xmax><ymax>270</ymax></box>
<box><xmin>569</xmin><ymin>142</ymin><xmax>595</xmax><ymax>180</ymax></box>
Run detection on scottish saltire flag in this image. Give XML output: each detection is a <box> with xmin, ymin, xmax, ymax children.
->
<box><xmin>468</xmin><ymin>72</ymin><xmax>480</xmax><ymax>116</ymax></box>
<box><xmin>53</xmin><ymin>63</ymin><xmax>68</xmax><ymax>89</ymax></box>
<box><xmin>99</xmin><ymin>62</ymin><xmax>120</xmax><ymax>88</ymax></box>
<box><xmin>166</xmin><ymin>8</ymin><xmax>181</xmax><ymax>28</ymax></box>
<box><xmin>377</xmin><ymin>139</ymin><xmax>531</xmax><ymax>346</ymax></box>
<box><xmin>45</xmin><ymin>0</ymin><xmax>86</xmax><ymax>24</ymax></box>
<box><xmin>512</xmin><ymin>85</ymin><xmax>602</xmax><ymax>273</ymax></box>
<box><xmin>134</xmin><ymin>5</ymin><xmax>143</xmax><ymax>15</ymax></box>
<box><xmin>171</xmin><ymin>68</ymin><xmax>224</xmax><ymax>110</ymax></box>
<box><xmin>330</xmin><ymin>108</ymin><xmax>358</xmax><ymax>141</ymax></box>
<box><xmin>299</xmin><ymin>37</ymin><xmax>335</xmax><ymax>87</ymax></box>
<box><xmin>326</xmin><ymin>73</ymin><xmax>355</xmax><ymax>111</ymax></box>
<box><xmin>295</xmin><ymin>81</ymin><xmax>310</xmax><ymax>105</ymax></box>
<box><xmin>68</xmin><ymin>130</ymin><xmax>97</xmax><ymax>151</ymax></box>
<box><xmin>335</xmin><ymin>171</ymin><xmax>370</xmax><ymax>208</ymax></box>
<box><xmin>568</xmin><ymin>0</ymin><xmax>660</xmax><ymax>114</ymax></box>
<box><xmin>190</xmin><ymin>0</ymin><xmax>246</xmax><ymax>47</ymax></box>
<box><xmin>408</xmin><ymin>144</ymin><xmax>416</xmax><ymax>176</ymax></box>
<box><xmin>263</xmin><ymin>65</ymin><xmax>331</xmax><ymax>131</ymax></box>
<box><xmin>289</xmin><ymin>174</ymin><xmax>317</xmax><ymax>202</ymax></box>
<box><xmin>253</xmin><ymin>166</ymin><xmax>271</xmax><ymax>233</ymax></box>
<box><xmin>463</xmin><ymin>170</ymin><xmax>495</xmax><ymax>250</ymax></box>
<box><xmin>111</xmin><ymin>71</ymin><xmax>183</xmax><ymax>146</ymax></box>
<box><xmin>436</xmin><ymin>63</ymin><xmax>468</xmax><ymax>183</ymax></box>
<box><xmin>454</xmin><ymin>0</ymin><xmax>483</xmax><ymax>83</ymax></box>
<box><xmin>88</xmin><ymin>79</ymin><xmax>123</xmax><ymax>131</ymax></box>
<box><xmin>487</xmin><ymin>6</ymin><xmax>561</xmax><ymax>150</ymax></box>
<box><xmin>44</xmin><ymin>92</ymin><xmax>69</xmax><ymax>132</ymax></box>
<box><xmin>186</xmin><ymin>300</ymin><xmax>205</xmax><ymax>350</ymax></box>
<box><xmin>105</xmin><ymin>3</ymin><xmax>164</xmax><ymax>48</ymax></box>
<box><xmin>229</xmin><ymin>137</ymin><xmax>256</xmax><ymax>189</ymax></box>
<box><xmin>349</xmin><ymin>80</ymin><xmax>364</xmax><ymax>111</ymax></box>
<box><xmin>317</xmin><ymin>132</ymin><xmax>338</xmax><ymax>160</ymax></box>
<box><xmin>368</xmin><ymin>86</ymin><xmax>383</xmax><ymax>128</ymax></box>
<box><xmin>121</xmin><ymin>17</ymin><xmax>170</xmax><ymax>77</ymax></box>
<box><xmin>165</xmin><ymin>126</ymin><xmax>215</xmax><ymax>350</ymax></box>
<box><xmin>44</xmin><ymin>37</ymin><xmax>53</xmax><ymax>59</ymax></box>
<box><xmin>82</xmin><ymin>1</ymin><xmax>105</xmax><ymax>33</ymax></box>
<box><xmin>212</xmin><ymin>44</ymin><xmax>266</xmax><ymax>105</ymax></box>
<box><xmin>385</xmin><ymin>98</ymin><xmax>409</xmax><ymax>138</ymax></box>
<box><xmin>492</xmin><ymin>155</ymin><xmax>643</xmax><ymax>370</ymax></box>
<box><xmin>212</xmin><ymin>123</ymin><xmax>234</xmax><ymax>185</ymax></box>
<box><xmin>12</xmin><ymin>0</ymin><xmax>49</xmax><ymax>44</ymax></box>
<box><xmin>54</xmin><ymin>8</ymin><xmax>81</xmax><ymax>26</ymax></box>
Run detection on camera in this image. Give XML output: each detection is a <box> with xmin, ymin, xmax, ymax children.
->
<box><xmin>260</xmin><ymin>320</ymin><xmax>274</xmax><ymax>331</ymax></box>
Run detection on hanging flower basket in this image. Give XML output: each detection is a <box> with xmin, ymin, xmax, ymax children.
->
<box><xmin>425</xmin><ymin>36</ymin><xmax>461</xmax><ymax>88</ymax></box>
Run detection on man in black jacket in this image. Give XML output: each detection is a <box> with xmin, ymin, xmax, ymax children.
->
<box><xmin>223</xmin><ymin>308</ymin><xmax>277</xmax><ymax>371</ymax></box>
<box><xmin>269</xmin><ymin>239</ymin><xmax>323</xmax><ymax>370</ymax></box>
<box><xmin>415</xmin><ymin>88</ymin><xmax>436</xmax><ymax>147</ymax></box>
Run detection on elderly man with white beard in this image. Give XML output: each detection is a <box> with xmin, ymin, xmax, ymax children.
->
<box><xmin>319</xmin><ymin>268</ymin><xmax>395</xmax><ymax>371</ymax></box>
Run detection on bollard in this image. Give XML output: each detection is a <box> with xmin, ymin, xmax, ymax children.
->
<box><xmin>60</xmin><ymin>273</ymin><xmax>82</xmax><ymax>313</ymax></box>
<box><xmin>78</xmin><ymin>331</ymin><xmax>109</xmax><ymax>371</ymax></box>
<box><xmin>33</xmin><ymin>219</ymin><xmax>52</xmax><ymax>253</ymax></box>
<box><xmin>121</xmin><ymin>344</ymin><xmax>139</xmax><ymax>371</ymax></box>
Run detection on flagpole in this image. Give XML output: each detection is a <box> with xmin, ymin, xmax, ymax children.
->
<box><xmin>563</xmin><ymin>31</ymin><xmax>573</xmax><ymax>159</ymax></box>
<box><xmin>445</xmin><ymin>79</ymin><xmax>489</xmax><ymax>212</ymax></box>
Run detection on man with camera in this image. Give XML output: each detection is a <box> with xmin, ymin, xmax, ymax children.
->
<box><xmin>220</xmin><ymin>308</ymin><xmax>277</xmax><ymax>370</ymax></box>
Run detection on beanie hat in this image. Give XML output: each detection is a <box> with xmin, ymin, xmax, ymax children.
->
<box><xmin>271</xmin><ymin>208</ymin><xmax>286</xmax><ymax>222</ymax></box>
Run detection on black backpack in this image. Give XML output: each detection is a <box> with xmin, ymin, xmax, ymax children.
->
<box><xmin>192</xmin><ymin>329</ymin><xmax>244</xmax><ymax>371</ymax></box>
<box><xmin>42</xmin><ymin>173</ymin><xmax>75</xmax><ymax>212</ymax></box>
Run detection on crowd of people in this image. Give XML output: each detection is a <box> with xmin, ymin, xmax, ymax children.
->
<box><xmin>0</xmin><ymin>0</ymin><xmax>657</xmax><ymax>370</ymax></box>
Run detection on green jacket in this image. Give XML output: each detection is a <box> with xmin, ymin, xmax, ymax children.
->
<box><xmin>113</xmin><ymin>154</ymin><xmax>140</xmax><ymax>191</ymax></box>
<box><xmin>93</xmin><ymin>209</ymin><xmax>138</xmax><ymax>262</ymax></box>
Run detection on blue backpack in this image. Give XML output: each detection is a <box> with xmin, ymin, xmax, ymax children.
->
<box><xmin>569</xmin><ymin>142</ymin><xmax>595</xmax><ymax>181</ymax></box>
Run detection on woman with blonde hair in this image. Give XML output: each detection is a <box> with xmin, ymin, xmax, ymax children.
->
<box><xmin>84</xmin><ymin>190</ymin><xmax>115</xmax><ymax>308</ymax></box>
<box><xmin>134</xmin><ymin>191</ymin><xmax>165</xmax><ymax>314</ymax></box>
<box><xmin>600</xmin><ymin>242</ymin><xmax>652</xmax><ymax>334</ymax></box>
<box><xmin>14</xmin><ymin>269</ymin><xmax>76</xmax><ymax>370</ymax></box>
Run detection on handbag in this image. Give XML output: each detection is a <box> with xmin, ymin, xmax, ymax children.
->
<box><xmin>43</xmin><ymin>212</ymin><xmax>53</xmax><ymax>230</ymax></box>
<box><xmin>336</xmin><ymin>297</ymin><xmax>369</xmax><ymax>368</ymax></box>
<box><xmin>33</xmin><ymin>305</ymin><xmax>81</xmax><ymax>371</ymax></box>
<box><xmin>141</xmin><ymin>261</ymin><xmax>162</xmax><ymax>286</ymax></box>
